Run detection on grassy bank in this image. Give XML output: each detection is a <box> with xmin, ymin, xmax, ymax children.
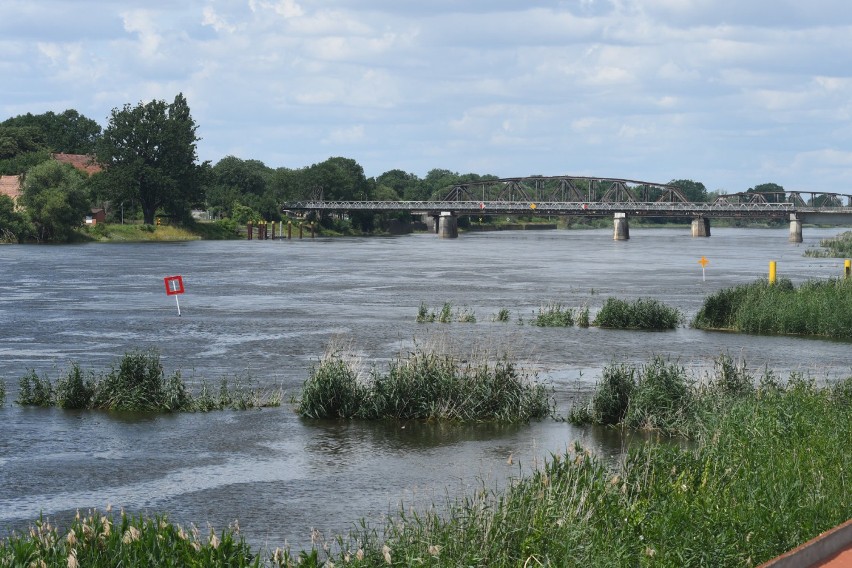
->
<box><xmin>15</xmin><ymin>349</ymin><xmax>281</xmax><ymax>412</ymax></box>
<box><xmin>693</xmin><ymin>278</ymin><xmax>852</xmax><ymax>338</ymax></box>
<box><xmin>297</xmin><ymin>348</ymin><xmax>552</xmax><ymax>422</ymax></box>
<box><xmin>804</xmin><ymin>230</ymin><xmax>852</xmax><ymax>258</ymax></box>
<box><xmin>78</xmin><ymin>220</ymin><xmax>240</xmax><ymax>242</ymax></box>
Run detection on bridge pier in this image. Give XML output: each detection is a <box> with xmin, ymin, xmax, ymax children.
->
<box><xmin>789</xmin><ymin>214</ymin><xmax>803</xmax><ymax>243</ymax></box>
<box><xmin>438</xmin><ymin>212</ymin><xmax>458</xmax><ymax>238</ymax></box>
<box><xmin>423</xmin><ymin>214</ymin><xmax>438</xmax><ymax>233</ymax></box>
<box><xmin>691</xmin><ymin>217</ymin><xmax>711</xmax><ymax>237</ymax></box>
<box><xmin>613</xmin><ymin>212</ymin><xmax>629</xmax><ymax>241</ymax></box>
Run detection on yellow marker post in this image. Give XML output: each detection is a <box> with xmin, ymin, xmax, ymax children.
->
<box><xmin>769</xmin><ymin>260</ymin><xmax>777</xmax><ymax>284</ymax></box>
<box><xmin>845</xmin><ymin>259</ymin><xmax>851</xmax><ymax>279</ymax></box>
<box><xmin>529</xmin><ymin>203</ymin><xmax>537</xmax><ymax>210</ymax></box>
<box><xmin>698</xmin><ymin>256</ymin><xmax>709</xmax><ymax>282</ymax></box>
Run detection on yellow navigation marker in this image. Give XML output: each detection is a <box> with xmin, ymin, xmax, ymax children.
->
<box><xmin>529</xmin><ymin>203</ymin><xmax>537</xmax><ymax>209</ymax></box>
<box><xmin>699</xmin><ymin>256</ymin><xmax>709</xmax><ymax>281</ymax></box>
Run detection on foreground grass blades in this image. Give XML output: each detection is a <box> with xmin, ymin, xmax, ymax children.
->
<box><xmin>0</xmin><ymin>510</ymin><xmax>260</xmax><ymax>568</ymax></box>
<box><xmin>298</xmin><ymin>349</ymin><xmax>553</xmax><ymax>423</ymax></box>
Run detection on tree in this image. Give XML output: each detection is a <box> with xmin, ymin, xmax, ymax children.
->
<box><xmin>0</xmin><ymin>193</ymin><xmax>33</xmax><ymax>242</ymax></box>
<box><xmin>20</xmin><ymin>161</ymin><xmax>89</xmax><ymax>242</ymax></box>
<box><xmin>96</xmin><ymin>93</ymin><xmax>203</xmax><ymax>225</ymax></box>
<box><xmin>2</xmin><ymin>109</ymin><xmax>102</xmax><ymax>154</ymax></box>
<box><xmin>0</xmin><ymin>126</ymin><xmax>51</xmax><ymax>175</ymax></box>
<box><xmin>668</xmin><ymin>179</ymin><xmax>708</xmax><ymax>202</ymax></box>
<box><xmin>747</xmin><ymin>182</ymin><xmax>785</xmax><ymax>203</ymax></box>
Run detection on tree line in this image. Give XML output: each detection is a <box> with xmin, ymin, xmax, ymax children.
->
<box><xmin>0</xmin><ymin>93</ymin><xmax>785</xmax><ymax>243</ymax></box>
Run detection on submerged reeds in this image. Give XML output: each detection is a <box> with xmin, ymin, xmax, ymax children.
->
<box><xmin>593</xmin><ymin>297</ymin><xmax>682</xmax><ymax>330</ymax></box>
<box><xmin>15</xmin><ymin>350</ymin><xmax>281</xmax><ymax>412</ymax></box>
<box><xmin>804</xmin><ymin>230</ymin><xmax>852</xmax><ymax>257</ymax></box>
<box><xmin>297</xmin><ymin>347</ymin><xmax>553</xmax><ymax>423</ymax></box>
<box><xmin>693</xmin><ymin>277</ymin><xmax>852</xmax><ymax>338</ymax></box>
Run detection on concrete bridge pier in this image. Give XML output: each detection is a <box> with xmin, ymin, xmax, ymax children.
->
<box><xmin>691</xmin><ymin>217</ymin><xmax>711</xmax><ymax>237</ymax></box>
<box><xmin>789</xmin><ymin>214</ymin><xmax>803</xmax><ymax>243</ymax></box>
<box><xmin>613</xmin><ymin>212</ymin><xmax>629</xmax><ymax>241</ymax></box>
<box><xmin>422</xmin><ymin>214</ymin><xmax>437</xmax><ymax>233</ymax></box>
<box><xmin>438</xmin><ymin>212</ymin><xmax>458</xmax><ymax>238</ymax></box>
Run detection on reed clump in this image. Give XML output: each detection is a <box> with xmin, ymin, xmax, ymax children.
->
<box><xmin>804</xmin><ymin>230</ymin><xmax>852</xmax><ymax>257</ymax></box>
<box><xmin>416</xmin><ymin>302</ymin><xmax>476</xmax><ymax>324</ymax></box>
<box><xmin>0</xmin><ymin>510</ymin><xmax>260</xmax><ymax>567</ymax></box>
<box><xmin>15</xmin><ymin>349</ymin><xmax>281</xmax><ymax>412</ymax></box>
<box><xmin>592</xmin><ymin>297</ymin><xmax>682</xmax><ymax>330</ymax></box>
<box><xmin>533</xmin><ymin>302</ymin><xmax>574</xmax><ymax>327</ymax></box>
<box><xmin>0</xmin><ymin>379</ymin><xmax>6</xmax><ymax>405</ymax></box>
<box><xmin>298</xmin><ymin>348</ymin><xmax>553</xmax><ymax>422</ymax></box>
<box><xmin>693</xmin><ymin>278</ymin><xmax>852</xmax><ymax>338</ymax></box>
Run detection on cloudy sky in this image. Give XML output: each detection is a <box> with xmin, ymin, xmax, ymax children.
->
<box><xmin>2</xmin><ymin>1</ymin><xmax>852</xmax><ymax>192</ymax></box>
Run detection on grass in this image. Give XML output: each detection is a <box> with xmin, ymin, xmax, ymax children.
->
<box><xmin>15</xmin><ymin>350</ymin><xmax>281</xmax><ymax>412</ymax></box>
<box><xmin>533</xmin><ymin>302</ymin><xmax>574</xmax><ymax>327</ymax></box>
<box><xmin>491</xmin><ymin>308</ymin><xmax>511</xmax><ymax>322</ymax></box>
<box><xmin>415</xmin><ymin>302</ymin><xmax>476</xmax><ymax>324</ymax></box>
<box><xmin>0</xmin><ymin>509</ymin><xmax>261</xmax><ymax>567</ymax></box>
<box><xmin>804</xmin><ymin>230</ymin><xmax>852</xmax><ymax>257</ymax></box>
<box><xmin>297</xmin><ymin>347</ymin><xmax>553</xmax><ymax>422</ymax></box>
<box><xmin>693</xmin><ymin>278</ymin><xmax>852</xmax><ymax>338</ymax></box>
<box><xmin>592</xmin><ymin>297</ymin><xmax>682</xmax><ymax>330</ymax></box>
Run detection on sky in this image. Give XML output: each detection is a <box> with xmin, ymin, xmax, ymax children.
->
<box><xmin>2</xmin><ymin>0</ymin><xmax>852</xmax><ymax>193</ymax></box>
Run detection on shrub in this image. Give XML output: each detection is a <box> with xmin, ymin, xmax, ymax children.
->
<box><xmin>533</xmin><ymin>302</ymin><xmax>574</xmax><ymax>327</ymax></box>
<box><xmin>438</xmin><ymin>302</ymin><xmax>453</xmax><ymax>323</ymax></box>
<box><xmin>17</xmin><ymin>370</ymin><xmax>54</xmax><ymax>406</ymax></box>
<box><xmin>298</xmin><ymin>349</ymin><xmax>552</xmax><ymax>423</ymax></box>
<box><xmin>0</xmin><ymin>379</ymin><xmax>5</xmax><ymax>405</ymax></box>
<box><xmin>455</xmin><ymin>307</ymin><xmax>476</xmax><ymax>323</ymax></box>
<box><xmin>492</xmin><ymin>308</ymin><xmax>510</xmax><ymax>322</ymax></box>
<box><xmin>416</xmin><ymin>302</ymin><xmax>435</xmax><ymax>323</ymax></box>
<box><xmin>93</xmin><ymin>349</ymin><xmax>170</xmax><ymax>411</ymax></box>
<box><xmin>593</xmin><ymin>297</ymin><xmax>682</xmax><ymax>330</ymax></box>
<box><xmin>55</xmin><ymin>363</ymin><xmax>96</xmax><ymax>409</ymax></box>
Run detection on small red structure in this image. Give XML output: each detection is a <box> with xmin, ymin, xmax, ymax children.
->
<box><xmin>163</xmin><ymin>275</ymin><xmax>184</xmax><ymax>296</ymax></box>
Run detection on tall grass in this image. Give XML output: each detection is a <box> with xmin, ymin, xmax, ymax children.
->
<box><xmin>0</xmin><ymin>510</ymin><xmax>260</xmax><ymax>567</ymax></box>
<box><xmin>533</xmin><ymin>302</ymin><xmax>574</xmax><ymax>327</ymax></box>
<box><xmin>593</xmin><ymin>297</ymin><xmax>682</xmax><ymax>330</ymax></box>
<box><xmin>804</xmin><ymin>230</ymin><xmax>852</xmax><ymax>257</ymax></box>
<box><xmin>298</xmin><ymin>348</ymin><xmax>553</xmax><ymax>423</ymax></box>
<box><xmin>0</xmin><ymin>378</ymin><xmax>6</xmax><ymax>405</ymax></box>
<box><xmin>15</xmin><ymin>350</ymin><xmax>281</xmax><ymax>412</ymax></box>
<box><xmin>416</xmin><ymin>302</ymin><xmax>476</xmax><ymax>324</ymax></box>
<box><xmin>693</xmin><ymin>278</ymin><xmax>852</xmax><ymax>338</ymax></box>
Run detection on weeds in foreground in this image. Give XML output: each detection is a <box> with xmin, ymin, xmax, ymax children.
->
<box><xmin>693</xmin><ymin>278</ymin><xmax>852</xmax><ymax>338</ymax></box>
<box><xmin>0</xmin><ymin>509</ymin><xmax>260</xmax><ymax>567</ymax></box>
<box><xmin>15</xmin><ymin>350</ymin><xmax>281</xmax><ymax>412</ymax></box>
<box><xmin>298</xmin><ymin>348</ymin><xmax>553</xmax><ymax>422</ymax></box>
<box><xmin>592</xmin><ymin>297</ymin><xmax>682</xmax><ymax>330</ymax></box>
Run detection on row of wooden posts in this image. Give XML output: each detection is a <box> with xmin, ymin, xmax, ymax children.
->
<box><xmin>247</xmin><ymin>221</ymin><xmax>315</xmax><ymax>240</ymax></box>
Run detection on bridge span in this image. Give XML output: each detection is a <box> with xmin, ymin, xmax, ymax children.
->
<box><xmin>285</xmin><ymin>175</ymin><xmax>852</xmax><ymax>241</ymax></box>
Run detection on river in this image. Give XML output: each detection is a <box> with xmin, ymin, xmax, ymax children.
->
<box><xmin>1</xmin><ymin>227</ymin><xmax>850</xmax><ymax>552</ymax></box>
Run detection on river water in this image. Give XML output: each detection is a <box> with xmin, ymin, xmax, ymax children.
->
<box><xmin>1</xmin><ymin>227</ymin><xmax>850</xmax><ymax>551</ymax></box>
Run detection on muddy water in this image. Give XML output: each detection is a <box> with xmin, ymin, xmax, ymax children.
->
<box><xmin>1</xmin><ymin>227</ymin><xmax>850</xmax><ymax>551</ymax></box>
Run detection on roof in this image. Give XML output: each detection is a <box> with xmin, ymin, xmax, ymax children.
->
<box><xmin>0</xmin><ymin>175</ymin><xmax>22</xmax><ymax>201</ymax></box>
<box><xmin>51</xmin><ymin>153</ymin><xmax>102</xmax><ymax>175</ymax></box>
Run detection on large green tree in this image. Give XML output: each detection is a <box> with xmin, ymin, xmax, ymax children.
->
<box><xmin>2</xmin><ymin>109</ymin><xmax>101</xmax><ymax>154</ymax></box>
<box><xmin>0</xmin><ymin>126</ymin><xmax>51</xmax><ymax>175</ymax></box>
<box><xmin>95</xmin><ymin>93</ymin><xmax>203</xmax><ymax>225</ymax></box>
<box><xmin>20</xmin><ymin>161</ymin><xmax>89</xmax><ymax>242</ymax></box>
<box><xmin>0</xmin><ymin>193</ymin><xmax>33</xmax><ymax>243</ymax></box>
<box><xmin>669</xmin><ymin>179</ymin><xmax>708</xmax><ymax>202</ymax></box>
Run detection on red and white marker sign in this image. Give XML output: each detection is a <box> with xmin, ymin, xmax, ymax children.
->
<box><xmin>163</xmin><ymin>275</ymin><xmax>185</xmax><ymax>315</ymax></box>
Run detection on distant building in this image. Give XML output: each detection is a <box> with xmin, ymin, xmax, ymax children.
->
<box><xmin>85</xmin><ymin>208</ymin><xmax>106</xmax><ymax>225</ymax></box>
<box><xmin>0</xmin><ymin>175</ymin><xmax>22</xmax><ymax>206</ymax></box>
<box><xmin>51</xmin><ymin>153</ymin><xmax>102</xmax><ymax>175</ymax></box>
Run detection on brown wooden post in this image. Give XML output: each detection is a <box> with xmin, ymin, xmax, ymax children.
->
<box><xmin>310</xmin><ymin>222</ymin><xmax>315</xmax><ymax>238</ymax></box>
<box><xmin>299</xmin><ymin>223</ymin><xmax>303</xmax><ymax>239</ymax></box>
<box><xmin>247</xmin><ymin>222</ymin><xmax>252</xmax><ymax>240</ymax></box>
<box><xmin>287</xmin><ymin>221</ymin><xmax>292</xmax><ymax>239</ymax></box>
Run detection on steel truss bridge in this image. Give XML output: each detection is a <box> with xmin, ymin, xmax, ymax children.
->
<box><xmin>285</xmin><ymin>175</ymin><xmax>852</xmax><ymax>219</ymax></box>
